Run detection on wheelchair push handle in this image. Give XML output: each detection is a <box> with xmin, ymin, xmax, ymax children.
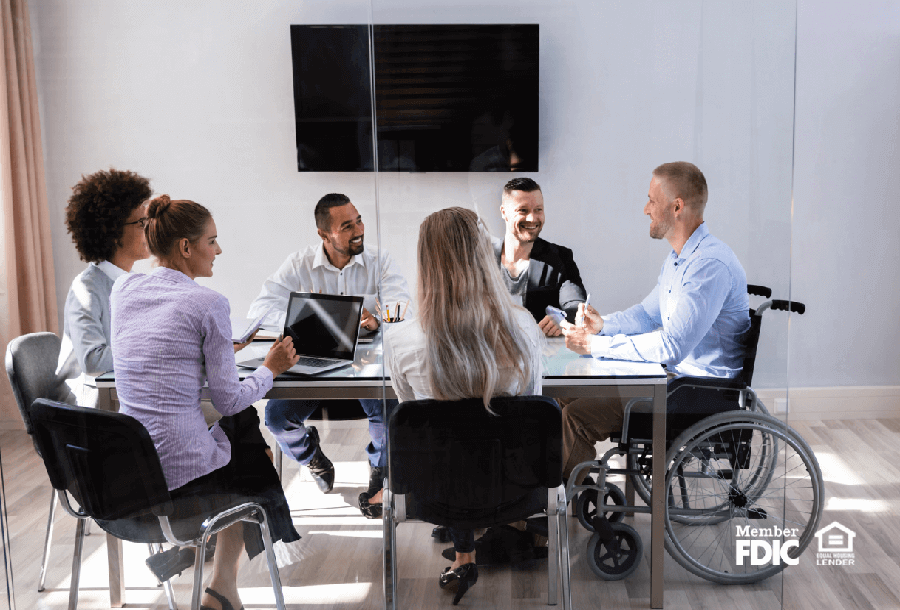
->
<box><xmin>747</xmin><ymin>284</ymin><xmax>772</xmax><ymax>298</ymax></box>
<box><xmin>771</xmin><ymin>300</ymin><xmax>805</xmax><ymax>315</ymax></box>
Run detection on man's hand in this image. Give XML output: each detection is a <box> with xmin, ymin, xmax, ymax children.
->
<box><xmin>560</xmin><ymin>322</ymin><xmax>593</xmax><ymax>355</ymax></box>
<box><xmin>233</xmin><ymin>330</ymin><xmax>258</xmax><ymax>353</ymax></box>
<box><xmin>360</xmin><ymin>307</ymin><xmax>379</xmax><ymax>331</ymax></box>
<box><xmin>538</xmin><ymin>314</ymin><xmax>563</xmax><ymax>337</ymax></box>
<box><xmin>577</xmin><ymin>303</ymin><xmax>604</xmax><ymax>334</ymax></box>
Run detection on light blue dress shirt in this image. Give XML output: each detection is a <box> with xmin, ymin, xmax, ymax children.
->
<box><xmin>590</xmin><ymin>223</ymin><xmax>750</xmax><ymax>379</ymax></box>
<box><xmin>56</xmin><ymin>261</ymin><xmax>125</xmax><ymax>408</ymax></box>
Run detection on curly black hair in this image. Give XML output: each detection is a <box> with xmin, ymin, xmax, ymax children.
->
<box><xmin>64</xmin><ymin>168</ymin><xmax>152</xmax><ymax>263</ymax></box>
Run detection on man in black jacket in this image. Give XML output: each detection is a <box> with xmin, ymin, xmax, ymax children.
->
<box><xmin>493</xmin><ymin>177</ymin><xmax>587</xmax><ymax>336</ymax></box>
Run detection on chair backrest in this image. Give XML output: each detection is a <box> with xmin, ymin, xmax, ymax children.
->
<box><xmin>29</xmin><ymin>398</ymin><xmax>172</xmax><ymax>521</ymax></box>
<box><xmin>732</xmin><ymin>284</ymin><xmax>773</xmax><ymax>388</ymax></box>
<box><xmin>388</xmin><ymin>395</ymin><xmax>562</xmax><ymax>515</ymax></box>
<box><xmin>5</xmin><ymin>332</ymin><xmax>76</xmax><ymax>436</ymax></box>
<box><xmin>737</xmin><ymin>310</ymin><xmax>764</xmax><ymax>387</ymax></box>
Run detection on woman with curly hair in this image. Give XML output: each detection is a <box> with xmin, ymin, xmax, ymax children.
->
<box><xmin>56</xmin><ymin>168</ymin><xmax>152</xmax><ymax>408</ymax></box>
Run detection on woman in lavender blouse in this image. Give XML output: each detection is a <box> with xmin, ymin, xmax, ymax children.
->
<box><xmin>110</xmin><ymin>195</ymin><xmax>300</xmax><ymax>610</ymax></box>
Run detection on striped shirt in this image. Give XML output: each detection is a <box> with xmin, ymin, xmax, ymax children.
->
<box><xmin>110</xmin><ymin>267</ymin><xmax>273</xmax><ymax>490</ymax></box>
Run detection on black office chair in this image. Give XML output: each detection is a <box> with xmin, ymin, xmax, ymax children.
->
<box><xmin>382</xmin><ymin>395</ymin><xmax>572</xmax><ymax>610</ymax></box>
<box><xmin>4</xmin><ymin>332</ymin><xmax>79</xmax><ymax>592</ymax></box>
<box><xmin>28</xmin><ymin>398</ymin><xmax>286</xmax><ymax>610</ymax></box>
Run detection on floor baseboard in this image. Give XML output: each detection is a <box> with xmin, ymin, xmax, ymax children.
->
<box><xmin>755</xmin><ymin>386</ymin><xmax>900</xmax><ymax>420</ymax></box>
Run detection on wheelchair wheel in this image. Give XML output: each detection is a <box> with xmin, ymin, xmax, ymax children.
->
<box><xmin>663</xmin><ymin>412</ymin><xmax>823</xmax><ymax>584</ymax></box>
<box><xmin>627</xmin><ymin>406</ymin><xmax>772</xmax><ymax>510</ymax></box>
<box><xmin>666</xmin><ymin>414</ymin><xmax>779</xmax><ymax>527</ymax></box>
<box><xmin>586</xmin><ymin>522</ymin><xmax>643</xmax><ymax>581</ymax></box>
<box><xmin>575</xmin><ymin>483</ymin><xmax>626</xmax><ymax>531</ymax></box>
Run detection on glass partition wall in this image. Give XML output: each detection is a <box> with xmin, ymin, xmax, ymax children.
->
<box><xmin>6</xmin><ymin>0</ymin><xmax>807</xmax><ymax>608</ymax></box>
<box><xmin>369</xmin><ymin>0</ymin><xmax>801</xmax><ymax>608</ymax></box>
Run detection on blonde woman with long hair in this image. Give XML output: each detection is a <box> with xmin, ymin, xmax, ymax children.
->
<box><xmin>385</xmin><ymin>206</ymin><xmax>543</xmax><ymax>604</ymax></box>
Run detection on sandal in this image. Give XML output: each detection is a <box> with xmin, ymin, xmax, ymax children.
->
<box><xmin>358</xmin><ymin>490</ymin><xmax>383</xmax><ymax>519</ymax></box>
<box><xmin>439</xmin><ymin>562</ymin><xmax>478</xmax><ymax>605</ymax></box>
<box><xmin>200</xmin><ymin>586</ymin><xmax>244</xmax><ymax>610</ymax></box>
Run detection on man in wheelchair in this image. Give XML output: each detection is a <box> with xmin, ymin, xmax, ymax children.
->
<box><xmin>560</xmin><ymin>161</ymin><xmax>750</xmax><ymax>478</ymax></box>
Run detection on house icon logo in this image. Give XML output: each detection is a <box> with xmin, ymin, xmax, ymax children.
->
<box><xmin>815</xmin><ymin>522</ymin><xmax>855</xmax><ymax>553</ymax></box>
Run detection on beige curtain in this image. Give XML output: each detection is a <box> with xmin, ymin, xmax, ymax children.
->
<box><xmin>1</xmin><ymin>0</ymin><xmax>57</xmax><ymax>425</ymax></box>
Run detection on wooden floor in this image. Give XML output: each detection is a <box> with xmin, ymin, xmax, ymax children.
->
<box><xmin>2</xmin><ymin>410</ymin><xmax>899</xmax><ymax>610</ymax></box>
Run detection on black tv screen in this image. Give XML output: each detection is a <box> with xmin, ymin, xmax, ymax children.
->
<box><xmin>290</xmin><ymin>24</ymin><xmax>539</xmax><ymax>172</ymax></box>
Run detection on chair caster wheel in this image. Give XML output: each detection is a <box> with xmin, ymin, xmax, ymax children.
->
<box><xmin>576</xmin><ymin>483</ymin><xmax>626</xmax><ymax>532</ymax></box>
<box><xmin>586</xmin><ymin>522</ymin><xmax>643</xmax><ymax>580</ymax></box>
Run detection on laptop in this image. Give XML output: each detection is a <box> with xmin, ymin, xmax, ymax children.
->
<box><xmin>238</xmin><ymin>292</ymin><xmax>364</xmax><ymax>375</ymax></box>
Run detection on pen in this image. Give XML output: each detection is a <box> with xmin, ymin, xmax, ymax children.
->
<box><xmin>401</xmin><ymin>299</ymin><xmax>410</xmax><ymax>321</ymax></box>
<box><xmin>577</xmin><ymin>293</ymin><xmax>591</xmax><ymax>327</ymax></box>
<box><xmin>395</xmin><ymin>302</ymin><xmax>400</xmax><ymax>321</ymax></box>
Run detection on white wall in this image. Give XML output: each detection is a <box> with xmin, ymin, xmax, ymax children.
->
<box><xmin>26</xmin><ymin>0</ymin><xmax>899</xmax><ymax>392</ymax></box>
<box><xmin>792</xmin><ymin>0</ymin><xmax>900</xmax><ymax>387</ymax></box>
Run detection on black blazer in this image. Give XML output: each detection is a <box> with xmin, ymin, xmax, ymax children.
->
<box><xmin>493</xmin><ymin>237</ymin><xmax>587</xmax><ymax>324</ymax></box>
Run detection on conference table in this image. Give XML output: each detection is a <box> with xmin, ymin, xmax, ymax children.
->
<box><xmin>95</xmin><ymin>333</ymin><xmax>668</xmax><ymax>608</ymax></box>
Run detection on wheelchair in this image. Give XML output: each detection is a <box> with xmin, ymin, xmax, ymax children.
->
<box><xmin>565</xmin><ymin>286</ymin><xmax>825</xmax><ymax>585</ymax></box>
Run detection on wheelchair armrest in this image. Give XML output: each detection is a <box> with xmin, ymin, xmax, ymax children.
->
<box><xmin>619</xmin><ymin>397</ymin><xmax>652</xmax><ymax>445</ymax></box>
<box><xmin>667</xmin><ymin>376</ymin><xmax>746</xmax><ymax>396</ymax></box>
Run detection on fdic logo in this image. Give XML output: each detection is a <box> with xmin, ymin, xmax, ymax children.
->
<box><xmin>735</xmin><ymin>525</ymin><xmax>801</xmax><ymax>566</ymax></box>
<box><xmin>814</xmin><ymin>521</ymin><xmax>856</xmax><ymax>566</ymax></box>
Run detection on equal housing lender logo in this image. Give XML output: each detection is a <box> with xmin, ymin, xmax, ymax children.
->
<box><xmin>814</xmin><ymin>521</ymin><xmax>856</xmax><ymax>566</ymax></box>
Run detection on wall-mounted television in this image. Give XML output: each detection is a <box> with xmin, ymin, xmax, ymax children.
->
<box><xmin>290</xmin><ymin>24</ymin><xmax>539</xmax><ymax>172</ymax></box>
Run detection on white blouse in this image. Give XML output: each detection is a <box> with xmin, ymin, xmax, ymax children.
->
<box><xmin>384</xmin><ymin>308</ymin><xmax>544</xmax><ymax>403</ymax></box>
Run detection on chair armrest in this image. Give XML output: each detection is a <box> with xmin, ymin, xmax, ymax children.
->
<box><xmin>158</xmin><ymin>501</ymin><xmax>263</xmax><ymax>548</ymax></box>
<box><xmin>56</xmin><ymin>489</ymin><xmax>91</xmax><ymax>520</ymax></box>
<box><xmin>667</xmin><ymin>376</ymin><xmax>746</xmax><ymax>395</ymax></box>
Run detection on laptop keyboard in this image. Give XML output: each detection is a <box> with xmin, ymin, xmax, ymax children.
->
<box><xmin>296</xmin><ymin>356</ymin><xmax>336</xmax><ymax>368</ymax></box>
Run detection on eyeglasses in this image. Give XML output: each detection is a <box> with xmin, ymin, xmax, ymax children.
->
<box><xmin>124</xmin><ymin>217</ymin><xmax>149</xmax><ymax>229</ymax></box>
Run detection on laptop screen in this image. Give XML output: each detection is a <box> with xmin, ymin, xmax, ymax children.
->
<box><xmin>283</xmin><ymin>292</ymin><xmax>363</xmax><ymax>360</ymax></box>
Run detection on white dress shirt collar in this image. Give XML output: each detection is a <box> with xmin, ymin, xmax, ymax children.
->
<box><xmin>312</xmin><ymin>242</ymin><xmax>365</xmax><ymax>271</ymax></box>
<box><xmin>96</xmin><ymin>260</ymin><xmax>128</xmax><ymax>281</ymax></box>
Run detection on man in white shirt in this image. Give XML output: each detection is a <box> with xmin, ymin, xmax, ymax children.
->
<box><xmin>248</xmin><ymin>194</ymin><xmax>409</xmax><ymax>514</ymax></box>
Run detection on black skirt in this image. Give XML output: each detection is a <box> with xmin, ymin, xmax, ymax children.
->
<box><xmin>97</xmin><ymin>408</ymin><xmax>300</xmax><ymax>560</ymax></box>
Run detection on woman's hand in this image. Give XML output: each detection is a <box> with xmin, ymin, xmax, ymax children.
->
<box><xmin>263</xmin><ymin>336</ymin><xmax>300</xmax><ymax>377</ymax></box>
<box><xmin>233</xmin><ymin>330</ymin><xmax>258</xmax><ymax>353</ymax></box>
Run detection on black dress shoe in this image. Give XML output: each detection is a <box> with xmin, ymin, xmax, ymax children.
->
<box><xmin>146</xmin><ymin>546</ymin><xmax>195</xmax><ymax>582</ymax></box>
<box><xmin>439</xmin><ymin>562</ymin><xmax>478</xmax><ymax>605</ymax></box>
<box><xmin>432</xmin><ymin>526</ymin><xmax>452</xmax><ymax>543</ymax></box>
<box><xmin>305</xmin><ymin>426</ymin><xmax>335</xmax><ymax>493</ymax></box>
